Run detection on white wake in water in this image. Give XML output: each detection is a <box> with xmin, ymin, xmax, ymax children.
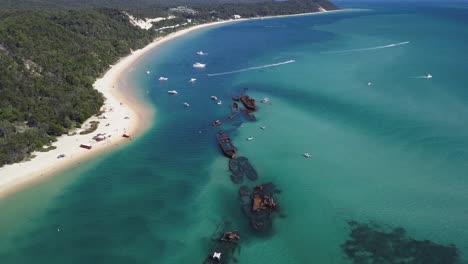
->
<box><xmin>321</xmin><ymin>41</ymin><xmax>410</xmax><ymax>54</ymax></box>
<box><xmin>207</xmin><ymin>60</ymin><xmax>296</xmax><ymax>77</ymax></box>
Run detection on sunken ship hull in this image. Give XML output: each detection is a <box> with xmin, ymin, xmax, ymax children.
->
<box><xmin>240</xmin><ymin>95</ymin><xmax>256</xmax><ymax>111</ymax></box>
<box><xmin>239</xmin><ymin>183</ymin><xmax>280</xmax><ymax>232</ymax></box>
<box><xmin>217</xmin><ymin>131</ymin><xmax>236</xmax><ymax>159</ymax></box>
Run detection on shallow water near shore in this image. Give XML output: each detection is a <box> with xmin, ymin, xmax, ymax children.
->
<box><xmin>2</xmin><ymin>2</ymin><xmax>468</xmax><ymax>263</ymax></box>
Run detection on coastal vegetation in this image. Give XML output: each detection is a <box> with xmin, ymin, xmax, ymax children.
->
<box><xmin>0</xmin><ymin>0</ymin><xmax>337</xmax><ymax>166</ymax></box>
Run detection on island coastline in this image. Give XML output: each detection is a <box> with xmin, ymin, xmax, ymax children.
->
<box><xmin>0</xmin><ymin>9</ymin><xmax>345</xmax><ymax>199</ymax></box>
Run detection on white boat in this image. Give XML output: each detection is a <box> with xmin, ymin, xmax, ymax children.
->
<box><xmin>260</xmin><ymin>97</ymin><xmax>269</xmax><ymax>103</ymax></box>
<box><xmin>189</xmin><ymin>78</ymin><xmax>197</xmax><ymax>83</ymax></box>
<box><xmin>217</xmin><ymin>100</ymin><xmax>222</xmax><ymax>105</ymax></box>
<box><xmin>146</xmin><ymin>70</ymin><xmax>150</xmax><ymax>74</ymax></box>
<box><xmin>426</xmin><ymin>73</ymin><xmax>432</xmax><ymax>79</ymax></box>
<box><xmin>183</xmin><ymin>102</ymin><xmax>190</xmax><ymax>107</ymax></box>
<box><xmin>168</xmin><ymin>90</ymin><xmax>178</xmax><ymax>95</ymax></box>
<box><xmin>211</xmin><ymin>96</ymin><xmax>218</xmax><ymax>100</ymax></box>
<box><xmin>247</xmin><ymin>137</ymin><xmax>253</xmax><ymax>141</ymax></box>
<box><xmin>368</xmin><ymin>82</ymin><xmax>372</xmax><ymax>86</ymax></box>
<box><xmin>196</xmin><ymin>51</ymin><xmax>206</xmax><ymax>55</ymax></box>
<box><xmin>260</xmin><ymin>126</ymin><xmax>266</xmax><ymax>130</ymax></box>
<box><xmin>303</xmin><ymin>153</ymin><xmax>311</xmax><ymax>158</ymax></box>
<box><xmin>193</xmin><ymin>62</ymin><xmax>206</xmax><ymax>68</ymax></box>
<box><xmin>159</xmin><ymin>76</ymin><xmax>168</xmax><ymax>81</ymax></box>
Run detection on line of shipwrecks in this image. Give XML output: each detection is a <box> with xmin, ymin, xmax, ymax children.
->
<box><xmin>203</xmin><ymin>92</ymin><xmax>281</xmax><ymax>263</ymax></box>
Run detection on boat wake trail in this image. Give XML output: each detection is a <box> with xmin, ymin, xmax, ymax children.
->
<box><xmin>321</xmin><ymin>41</ymin><xmax>410</xmax><ymax>54</ymax></box>
<box><xmin>207</xmin><ymin>60</ymin><xmax>296</xmax><ymax>77</ymax></box>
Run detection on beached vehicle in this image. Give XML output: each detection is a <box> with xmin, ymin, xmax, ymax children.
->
<box><xmin>240</xmin><ymin>95</ymin><xmax>256</xmax><ymax>110</ymax></box>
<box><xmin>217</xmin><ymin>131</ymin><xmax>236</xmax><ymax>159</ymax></box>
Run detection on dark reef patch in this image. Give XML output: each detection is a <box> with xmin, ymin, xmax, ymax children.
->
<box><xmin>342</xmin><ymin>221</ymin><xmax>460</xmax><ymax>264</ymax></box>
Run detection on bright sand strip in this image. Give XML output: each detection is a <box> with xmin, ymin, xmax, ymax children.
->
<box><xmin>0</xmin><ymin>9</ymin><xmax>343</xmax><ymax>198</ymax></box>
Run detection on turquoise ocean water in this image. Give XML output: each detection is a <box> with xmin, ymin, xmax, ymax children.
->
<box><xmin>1</xmin><ymin>2</ymin><xmax>468</xmax><ymax>263</ymax></box>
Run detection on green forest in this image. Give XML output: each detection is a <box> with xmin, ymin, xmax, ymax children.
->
<box><xmin>0</xmin><ymin>0</ymin><xmax>338</xmax><ymax>166</ymax></box>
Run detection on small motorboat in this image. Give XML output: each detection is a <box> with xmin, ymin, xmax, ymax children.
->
<box><xmin>159</xmin><ymin>76</ymin><xmax>168</xmax><ymax>81</ymax></box>
<box><xmin>425</xmin><ymin>73</ymin><xmax>432</xmax><ymax>79</ymax></box>
<box><xmin>260</xmin><ymin>97</ymin><xmax>269</xmax><ymax>103</ymax></box>
<box><xmin>146</xmin><ymin>70</ymin><xmax>150</xmax><ymax>74</ymax></box>
<box><xmin>247</xmin><ymin>137</ymin><xmax>253</xmax><ymax>141</ymax></box>
<box><xmin>212</xmin><ymin>120</ymin><xmax>221</xmax><ymax>126</ymax></box>
<box><xmin>189</xmin><ymin>78</ymin><xmax>197</xmax><ymax>83</ymax></box>
<box><xmin>183</xmin><ymin>102</ymin><xmax>190</xmax><ymax>107</ymax></box>
<box><xmin>368</xmin><ymin>82</ymin><xmax>372</xmax><ymax>86</ymax></box>
<box><xmin>196</xmin><ymin>51</ymin><xmax>206</xmax><ymax>55</ymax></box>
<box><xmin>211</xmin><ymin>96</ymin><xmax>218</xmax><ymax>100</ymax></box>
<box><xmin>193</xmin><ymin>62</ymin><xmax>206</xmax><ymax>68</ymax></box>
<box><xmin>217</xmin><ymin>100</ymin><xmax>222</xmax><ymax>105</ymax></box>
<box><xmin>167</xmin><ymin>90</ymin><xmax>178</xmax><ymax>95</ymax></box>
<box><xmin>303</xmin><ymin>153</ymin><xmax>311</xmax><ymax>158</ymax></box>
<box><xmin>260</xmin><ymin>126</ymin><xmax>266</xmax><ymax>130</ymax></box>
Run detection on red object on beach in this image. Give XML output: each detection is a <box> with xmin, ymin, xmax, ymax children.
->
<box><xmin>122</xmin><ymin>133</ymin><xmax>131</xmax><ymax>138</ymax></box>
<box><xmin>80</xmin><ymin>144</ymin><xmax>92</xmax><ymax>150</ymax></box>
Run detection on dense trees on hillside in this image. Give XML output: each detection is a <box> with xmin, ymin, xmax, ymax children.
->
<box><xmin>0</xmin><ymin>0</ymin><xmax>338</xmax><ymax>166</ymax></box>
<box><xmin>0</xmin><ymin>9</ymin><xmax>154</xmax><ymax>165</ymax></box>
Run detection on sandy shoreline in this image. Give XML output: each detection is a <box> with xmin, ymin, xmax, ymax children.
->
<box><xmin>0</xmin><ymin>9</ymin><xmax>344</xmax><ymax>198</ymax></box>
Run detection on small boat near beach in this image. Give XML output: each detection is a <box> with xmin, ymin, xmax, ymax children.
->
<box><xmin>167</xmin><ymin>90</ymin><xmax>178</xmax><ymax>95</ymax></box>
<box><xmin>217</xmin><ymin>131</ymin><xmax>236</xmax><ymax>159</ymax></box>
<box><xmin>303</xmin><ymin>152</ymin><xmax>311</xmax><ymax>158</ymax></box>
<box><xmin>217</xmin><ymin>100</ymin><xmax>222</xmax><ymax>105</ymax></box>
<box><xmin>260</xmin><ymin>97</ymin><xmax>269</xmax><ymax>103</ymax></box>
<box><xmin>197</xmin><ymin>51</ymin><xmax>206</xmax><ymax>55</ymax></box>
<box><xmin>189</xmin><ymin>78</ymin><xmax>197</xmax><ymax>83</ymax></box>
<box><xmin>212</xmin><ymin>120</ymin><xmax>222</xmax><ymax>126</ymax></box>
<box><xmin>183</xmin><ymin>102</ymin><xmax>190</xmax><ymax>107</ymax></box>
<box><xmin>193</xmin><ymin>62</ymin><xmax>206</xmax><ymax>68</ymax></box>
<box><xmin>240</xmin><ymin>95</ymin><xmax>257</xmax><ymax>111</ymax></box>
<box><xmin>158</xmin><ymin>76</ymin><xmax>168</xmax><ymax>81</ymax></box>
<box><xmin>247</xmin><ymin>137</ymin><xmax>253</xmax><ymax>141</ymax></box>
<box><xmin>211</xmin><ymin>96</ymin><xmax>218</xmax><ymax>100</ymax></box>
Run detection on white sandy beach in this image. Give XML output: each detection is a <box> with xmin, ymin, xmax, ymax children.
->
<box><xmin>0</xmin><ymin>9</ymin><xmax>341</xmax><ymax>198</ymax></box>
